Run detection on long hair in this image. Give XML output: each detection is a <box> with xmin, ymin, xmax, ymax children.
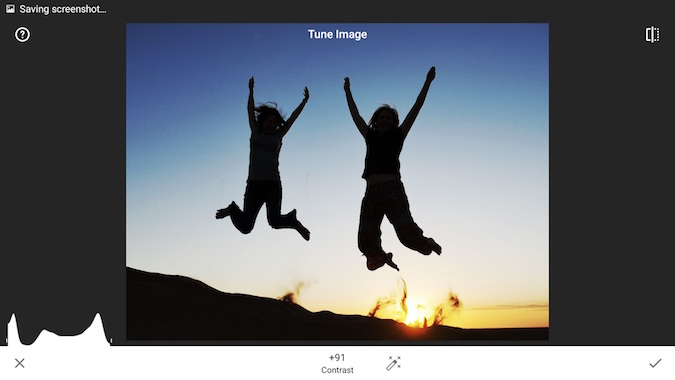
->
<box><xmin>367</xmin><ymin>105</ymin><xmax>400</xmax><ymax>131</ymax></box>
<box><xmin>254</xmin><ymin>102</ymin><xmax>286</xmax><ymax>132</ymax></box>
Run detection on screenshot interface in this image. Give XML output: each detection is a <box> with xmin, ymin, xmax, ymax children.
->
<box><xmin>2</xmin><ymin>1</ymin><xmax>671</xmax><ymax>378</ymax></box>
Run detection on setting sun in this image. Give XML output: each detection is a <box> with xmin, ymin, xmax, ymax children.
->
<box><xmin>405</xmin><ymin>303</ymin><xmax>428</xmax><ymax>327</ymax></box>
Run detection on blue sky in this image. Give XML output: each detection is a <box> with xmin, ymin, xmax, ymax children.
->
<box><xmin>126</xmin><ymin>23</ymin><xmax>549</xmax><ymax>328</ymax></box>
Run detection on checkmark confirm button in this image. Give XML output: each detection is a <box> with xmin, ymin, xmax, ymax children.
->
<box><xmin>649</xmin><ymin>358</ymin><xmax>661</xmax><ymax>368</ymax></box>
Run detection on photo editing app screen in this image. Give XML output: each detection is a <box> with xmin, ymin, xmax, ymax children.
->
<box><xmin>125</xmin><ymin>22</ymin><xmax>549</xmax><ymax>342</ymax></box>
<box><xmin>3</xmin><ymin>2</ymin><xmax>672</xmax><ymax>378</ymax></box>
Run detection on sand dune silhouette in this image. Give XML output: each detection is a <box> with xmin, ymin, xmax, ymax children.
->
<box><xmin>127</xmin><ymin>267</ymin><xmax>547</xmax><ymax>342</ymax></box>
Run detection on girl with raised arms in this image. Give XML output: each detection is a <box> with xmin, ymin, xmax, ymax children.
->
<box><xmin>344</xmin><ymin>67</ymin><xmax>442</xmax><ymax>271</ymax></box>
<box><xmin>216</xmin><ymin>77</ymin><xmax>311</xmax><ymax>241</ymax></box>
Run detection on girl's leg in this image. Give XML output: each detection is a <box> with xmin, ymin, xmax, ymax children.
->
<box><xmin>215</xmin><ymin>206</ymin><xmax>230</xmax><ymax>219</ymax></box>
<box><xmin>384</xmin><ymin>181</ymin><xmax>442</xmax><ymax>255</ymax></box>
<box><xmin>229</xmin><ymin>181</ymin><xmax>266</xmax><ymax>234</ymax></box>
<box><xmin>358</xmin><ymin>187</ymin><xmax>389</xmax><ymax>270</ymax></box>
<box><xmin>265</xmin><ymin>181</ymin><xmax>310</xmax><ymax>240</ymax></box>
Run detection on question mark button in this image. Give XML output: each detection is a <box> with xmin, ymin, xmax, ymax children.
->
<box><xmin>15</xmin><ymin>26</ymin><xmax>30</xmax><ymax>42</ymax></box>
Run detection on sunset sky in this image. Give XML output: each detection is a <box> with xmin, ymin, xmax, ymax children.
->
<box><xmin>126</xmin><ymin>23</ymin><xmax>549</xmax><ymax>330</ymax></box>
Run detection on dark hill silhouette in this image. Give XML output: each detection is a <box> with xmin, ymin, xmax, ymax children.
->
<box><xmin>127</xmin><ymin>267</ymin><xmax>547</xmax><ymax>342</ymax></box>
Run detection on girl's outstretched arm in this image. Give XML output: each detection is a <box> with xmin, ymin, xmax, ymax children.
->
<box><xmin>400</xmin><ymin>66</ymin><xmax>435</xmax><ymax>139</ymax></box>
<box><xmin>248</xmin><ymin>77</ymin><xmax>256</xmax><ymax>132</ymax></box>
<box><xmin>344</xmin><ymin>77</ymin><xmax>368</xmax><ymax>138</ymax></box>
<box><xmin>280</xmin><ymin>86</ymin><xmax>309</xmax><ymax>138</ymax></box>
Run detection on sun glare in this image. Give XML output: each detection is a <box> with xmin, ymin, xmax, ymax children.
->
<box><xmin>404</xmin><ymin>302</ymin><xmax>428</xmax><ymax>327</ymax></box>
<box><xmin>367</xmin><ymin>281</ymin><xmax>463</xmax><ymax>329</ymax></box>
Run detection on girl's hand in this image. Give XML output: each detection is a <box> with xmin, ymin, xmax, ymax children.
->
<box><xmin>303</xmin><ymin>87</ymin><xmax>309</xmax><ymax>101</ymax></box>
<box><xmin>344</xmin><ymin>77</ymin><xmax>350</xmax><ymax>91</ymax></box>
<box><xmin>427</xmin><ymin>67</ymin><xmax>436</xmax><ymax>82</ymax></box>
<box><xmin>249</xmin><ymin>76</ymin><xmax>254</xmax><ymax>90</ymax></box>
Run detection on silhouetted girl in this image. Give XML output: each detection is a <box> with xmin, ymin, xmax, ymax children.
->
<box><xmin>216</xmin><ymin>77</ymin><xmax>310</xmax><ymax>241</ymax></box>
<box><xmin>344</xmin><ymin>67</ymin><xmax>441</xmax><ymax>270</ymax></box>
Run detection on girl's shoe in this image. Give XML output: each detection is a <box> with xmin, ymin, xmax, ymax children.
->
<box><xmin>366</xmin><ymin>252</ymin><xmax>399</xmax><ymax>271</ymax></box>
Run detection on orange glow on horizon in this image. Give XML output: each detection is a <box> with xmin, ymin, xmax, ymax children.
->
<box><xmin>397</xmin><ymin>305</ymin><xmax>548</xmax><ymax>329</ymax></box>
<box><xmin>451</xmin><ymin>305</ymin><xmax>549</xmax><ymax>329</ymax></box>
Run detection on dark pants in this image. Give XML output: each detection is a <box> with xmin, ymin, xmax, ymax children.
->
<box><xmin>358</xmin><ymin>179</ymin><xmax>435</xmax><ymax>258</ymax></box>
<box><xmin>230</xmin><ymin>180</ymin><xmax>299</xmax><ymax>234</ymax></box>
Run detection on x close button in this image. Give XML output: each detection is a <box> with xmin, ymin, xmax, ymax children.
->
<box><xmin>15</xmin><ymin>358</ymin><xmax>25</xmax><ymax>368</ymax></box>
